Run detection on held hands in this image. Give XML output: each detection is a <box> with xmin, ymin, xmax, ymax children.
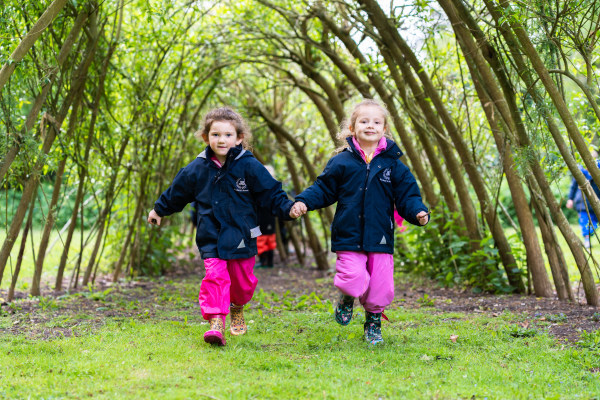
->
<box><xmin>147</xmin><ymin>209</ymin><xmax>162</xmax><ymax>226</ymax></box>
<box><xmin>416</xmin><ymin>211</ymin><xmax>429</xmax><ymax>226</ymax></box>
<box><xmin>289</xmin><ymin>201</ymin><xmax>307</xmax><ymax>219</ymax></box>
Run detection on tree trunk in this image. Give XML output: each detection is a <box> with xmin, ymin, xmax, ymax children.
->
<box><xmin>285</xmin><ymin>220</ymin><xmax>305</xmax><ymax>266</ymax></box>
<box><xmin>82</xmin><ymin>138</ymin><xmax>130</xmax><ymax>286</ymax></box>
<box><xmin>30</xmin><ymin>155</ymin><xmax>67</xmax><ymax>296</ymax></box>
<box><xmin>439</xmin><ymin>0</ymin><xmax>552</xmax><ymax>296</ymax></box>
<box><xmin>80</xmin><ymin>12</ymin><xmax>124</xmax><ymax>285</ymax></box>
<box><xmin>0</xmin><ymin>0</ymin><xmax>69</xmax><ymax>92</ymax></box>
<box><xmin>275</xmin><ymin>218</ymin><xmax>288</xmax><ymax>263</ymax></box>
<box><xmin>8</xmin><ymin>200</ymin><xmax>36</xmax><ymax>301</ymax></box>
<box><xmin>0</xmin><ymin>114</ymin><xmax>60</xmax><ymax>286</ymax></box>
<box><xmin>113</xmin><ymin>199</ymin><xmax>144</xmax><ymax>281</ymax></box>
<box><xmin>530</xmin><ymin>188</ymin><xmax>574</xmax><ymax>301</ymax></box>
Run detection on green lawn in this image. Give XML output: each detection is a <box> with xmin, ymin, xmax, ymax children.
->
<box><xmin>1</xmin><ymin>281</ymin><xmax>599</xmax><ymax>399</ymax></box>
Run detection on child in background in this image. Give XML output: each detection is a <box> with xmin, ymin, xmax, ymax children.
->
<box><xmin>394</xmin><ymin>208</ymin><xmax>407</xmax><ymax>233</ymax></box>
<box><xmin>291</xmin><ymin>99</ymin><xmax>429</xmax><ymax>345</ymax></box>
<box><xmin>148</xmin><ymin>107</ymin><xmax>303</xmax><ymax>346</ymax></box>
<box><xmin>566</xmin><ymin>147</ymin><xmax>600</xmax><ymax>249</ymax></box>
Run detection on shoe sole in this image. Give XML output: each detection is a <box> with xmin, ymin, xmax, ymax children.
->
<box><xmin>204</xmin><ymin>331</ymin><xmax>226</xmax><ymax>346</ymax></box>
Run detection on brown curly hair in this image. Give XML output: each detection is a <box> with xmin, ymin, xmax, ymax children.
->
<box><xmin>196</xmin><ymin>107</ymin><xmax>252</xmax><ymax>149</ymax></box>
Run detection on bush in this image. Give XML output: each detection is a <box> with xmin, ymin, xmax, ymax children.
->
<box><xmin>396</xmin><ymin>203</ymin><xmax>518</xmax><ymax>293</ymax></box>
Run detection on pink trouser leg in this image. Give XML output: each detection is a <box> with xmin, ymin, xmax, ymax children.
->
<box><xmin>198</xmin><ymin>257</ymin><xmax>256</xmax><ymax>321</ymax></box>
<box><xmin>359</xmin><ymin>253</ymin><xmax>394</xmax><ymax>313</ymax></box>
<box><xmin>334</xmin><ymin>251</ymin><xmax>370</xmax><ymax>298</ymax></box>
<box><xmin>334</xmin><ymin>251</ymin><xmax>394</xmax><ymax>313</ymax></box>
<box><xmin>228</xmin><ymin>257</ymin><xmax>258</xmax><ymax>306</ymax></box>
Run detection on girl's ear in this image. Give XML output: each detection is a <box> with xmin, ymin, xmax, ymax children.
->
<box><xmin>201</xmin><ymin>133</ymin><xmax>209</xmax><ymax>143</ymax></box>
<box><xmin>236</xmin><ymin>134</ymin><xmax>244</xmax><ymax>145</ymax></box>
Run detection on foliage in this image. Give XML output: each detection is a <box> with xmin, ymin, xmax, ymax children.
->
<box><xmin>0</xmin><ymin>181</ymin><xmax>99</xmax><ymax>229</ymax></box>
<box><xmin>398</xmin><ymin>204</ymin><xmax>516</xmax><ymax>294</ymax></box>
<box><xmin>3</xmin><ymin>0</ymin><xmax>600</xmax><ymax>297</ymax></box>
<box><xmin>578</xmin><ymin>330</ymin><xmax>600</xmax><ymax>350</ymax></box>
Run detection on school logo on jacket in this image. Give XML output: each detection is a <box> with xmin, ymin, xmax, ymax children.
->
<box><xmin>380</xmin><ymin>168</ymin><xmax>391</xmax><ymax>183</ymax></box>
<box><xmin>235</xmin><ymin>178</ymin><xmax>249</xmax><ymax>192</ymax></box>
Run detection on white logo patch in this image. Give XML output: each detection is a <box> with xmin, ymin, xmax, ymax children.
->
<box><xmin>234</xmin><ymin>178</ymin><xmax>249</xmax><ymax>192</ymax></box>
<box><xmin>380</xmin><ymin>168</ymin><xmax>391</xmax><ymax>183</ymax></box>
<box><xmin>380</xmin><ymin>235</ymin><xmax>387</xmax><ymax>245</ymax></box>
<box><xmin>237</xmin><ymin>239</ymin><xmax>246</xmax><ymax>249</ymax></box>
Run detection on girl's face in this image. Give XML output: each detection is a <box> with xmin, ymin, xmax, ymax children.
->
<box><xmin>203</xmin><ymin>120</ymin><xmax>243</xmax><ymax>163</ymax></box>
<box><xmin>350</xmin><ymin>105</ymin><xmax>387</xmax><ymax>148</ymax></box>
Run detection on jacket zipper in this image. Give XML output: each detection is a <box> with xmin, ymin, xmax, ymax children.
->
<box><xmin>360</xmin><ymin>162</ymin><xmax>370</xmax><ymax>250</ymax></box>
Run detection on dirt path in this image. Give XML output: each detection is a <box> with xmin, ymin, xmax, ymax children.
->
<box><xmin>2</xmin><ymin>260</ymin><xmax>599</xmax><ymax>342</ymax></box>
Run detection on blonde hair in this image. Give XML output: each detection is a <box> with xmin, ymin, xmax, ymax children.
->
<box><xmin>196</xmin><ymin>107</ymin><xmax>252</xmax><ymax>149</ymax></box>
<box><xmin>336</xmin><ymin>99</ymin><xmax>391</xmax><ymax>151</ymax></box>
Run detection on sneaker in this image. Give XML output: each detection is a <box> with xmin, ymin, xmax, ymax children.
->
<box><xmin>335</xmin><ymin>294</ymin><xmax>354</xmax><ymax>326</ymax></box>
<box><xmin>204</xmin><ymin>317</ymin><xmax>226</xmax><ymax>346</ymax></box>
<box><xmin>364</xmin><ymin>311</ymin><xmax>383</xmax><ymax>345</ymax></box>
<box><xmin>230</xmin><ymin>303</ymin><xmax>247</xmax><ymax>336</ymax></box>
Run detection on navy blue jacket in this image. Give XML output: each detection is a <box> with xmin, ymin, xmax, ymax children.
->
<box><xmin>296</xmin><ymin>137</ymin><xmax>428</xmax><ymax>254</ymax></box>
<box><xmin>154</xmin><ymin>144</ymin><xmax>294</xmax><ymax>259</ymax></box>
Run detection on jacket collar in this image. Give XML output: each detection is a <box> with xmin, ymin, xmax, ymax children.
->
<box><xmin>345</xmin><ymin>137</ymin><xmax>403</xmax><ymax>159</ymax></box>
<box><xmin>198</xmin><ymin>144</ymin><xmax>247</xmax><ymax>161</ymax></box>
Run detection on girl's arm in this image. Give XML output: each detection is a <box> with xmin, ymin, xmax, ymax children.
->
<box><xmin>248</xmin><ymin>161</ymin><xmax>295</xmax><ymax>220</ymax></box>
<box><xmin>152</xmin><ymin>164</ymin><xmax>196</xmax><ymax>220</ymax></box>
<box><xmin>392</xmin><ymin>162</ymin><xmax>429</xmax><ymax>226</ymax></box>
<box><xmin>295</xmin><ymin>158</ymin><xmax>339</xmax><ymax>211</ymax></box>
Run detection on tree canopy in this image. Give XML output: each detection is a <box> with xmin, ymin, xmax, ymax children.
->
<box><xmin>2</xmin><ymin>0</ymin><xmax>600</xmax><ymax>304</ymax></box>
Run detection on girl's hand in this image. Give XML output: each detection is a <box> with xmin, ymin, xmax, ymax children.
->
<box><xmin>290</xmin><ymin>202</ymin><xmax>307</xmax><ymax>218</ymax></box>
<box><xmin>416</xmin><ymin>211</ymin><xmax>429</xmax><ymax>226</ymax></box>
<box><xmin>148</xmin><ymin>209</ymin><xmax>161</xmax><ymax>226</ymax></box>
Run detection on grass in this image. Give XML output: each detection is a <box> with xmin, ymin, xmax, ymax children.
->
<box><xmin>1</xmin><ymin>280</ymin><xmax>600</xmax><ymax>399</ymax></box>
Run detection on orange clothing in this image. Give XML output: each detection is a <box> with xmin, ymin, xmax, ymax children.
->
<box><xmin>257</xmin><ymin>234</ymin><xmax>276</xmax><ymax>255</ymax></box>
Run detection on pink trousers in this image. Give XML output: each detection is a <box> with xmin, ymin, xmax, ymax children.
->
<box><xmin>198</xmin><ymin>257</ymin><xmax>257</xmax><ymax>321</ymax></box>
<box><xmin>334</xmin><ymin>251</ymin><xmax>394</xmax><ymax>313</ymax></box>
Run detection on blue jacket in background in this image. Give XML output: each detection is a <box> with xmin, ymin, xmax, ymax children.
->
<box><xmin>568</xmin><ymin>162</ymin><xmax>600</xmax><ymax>214</ymax></box>
<box><xmin>296</xmin><ymin>137</ymin><xmax>428</xmax><ymax>254</ymax></box>
<box><xmin>154</xmin><ymin>144</ymin><xmax>294</xmax><ymax>259</ymax></box>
